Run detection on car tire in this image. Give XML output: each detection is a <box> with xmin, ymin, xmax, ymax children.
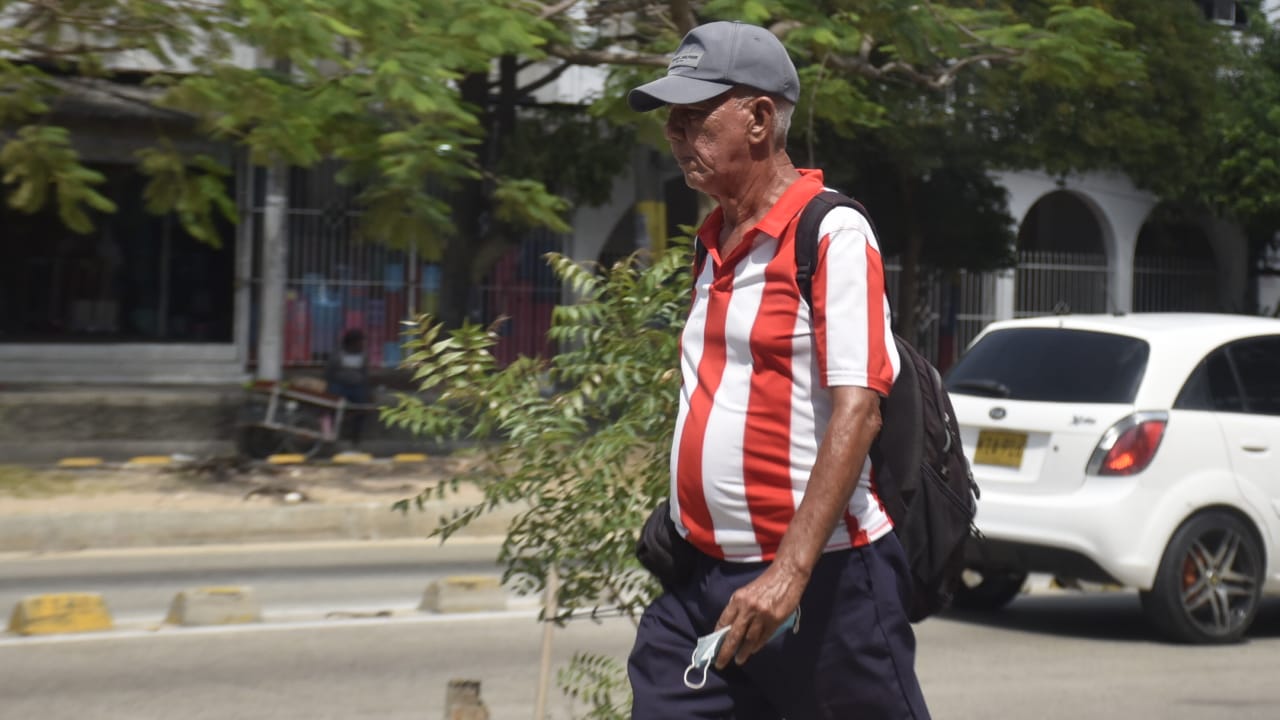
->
<box><xmin>951</xmin><ymin>567</ymin><xmax>1029</xmax><ymax>611</ymax></box>
<box><xmin>1140</xmin><ymin>511</ymin><xmax>1263</xmax><ymax>644</ymax></box>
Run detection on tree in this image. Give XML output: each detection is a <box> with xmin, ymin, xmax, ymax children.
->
<box><xmin>2</xmin><ymin>0</ymin><xmax>1176</xmax><ymax>336</ymax></box>
<box><xmin>554</xmin><ymin>0</ymin><xmax>1147</xmax><ymax>339</ymax></box>
<box><xmin>0</xmin><ymin>1</ymin><xmax>598</xmax><ymax>290</ymax></box>
<box><xmin>803</xmin><ymin>0</ymin><xmax>1245</xmax><ymax>338</ymax></box>
<box><xmin>386</xmin><ymin>245</ymin><xmax>691</xmax><ymax>718</ymax></box>
<box><xmin>1198</xmin><ymin>17</ymin><xmax>1280</xmax><ymax>292</ymax></box>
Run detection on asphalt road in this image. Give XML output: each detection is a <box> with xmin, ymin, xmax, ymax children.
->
<box><xmin>5</xmin><ymin>543</ymin><xmax>1280</xmax><ymax>719</ymax></box>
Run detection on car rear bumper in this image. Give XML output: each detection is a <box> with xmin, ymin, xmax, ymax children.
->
<box><xmin>968</xmin><ymin>478</ymin><xmax>1161</xmax><ymax>589</ymax></box>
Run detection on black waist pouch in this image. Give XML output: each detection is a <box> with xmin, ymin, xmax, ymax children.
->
<box><xmin>635</xmin><ymin>498</ymin><xmax>697</xmax><ymax>589</ymax></box>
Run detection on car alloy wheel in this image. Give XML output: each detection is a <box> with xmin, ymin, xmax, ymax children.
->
<box><xmin>1141</xmin><ymin>511</ymin><xmax>1263</xmax><ymax>644</ymax></box>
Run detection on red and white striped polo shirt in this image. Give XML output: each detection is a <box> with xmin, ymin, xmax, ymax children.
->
<box><xmin>670</xmin><ymin>169</ymin><xmax>900</xmax><ymax>562</ymax></box>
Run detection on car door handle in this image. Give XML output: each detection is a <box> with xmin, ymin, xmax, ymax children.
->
<box><xmin>1241</xmin><ymin>442</ymin><xmax>1269</xmax><ymax>453</ymax></box>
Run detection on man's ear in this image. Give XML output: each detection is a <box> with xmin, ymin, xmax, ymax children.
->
<box><xmin>746</xmin><ymin>96</ymin><xmax>775</xmax><ymax>145</ymax></box>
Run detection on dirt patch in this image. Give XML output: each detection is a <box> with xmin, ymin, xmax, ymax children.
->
<box><xmin>0</xmin><ymin>454</ymin><xmax>482</xmax><ymax>516</ymax></box>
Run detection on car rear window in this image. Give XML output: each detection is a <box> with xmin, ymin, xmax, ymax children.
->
<box><xmin>946</xmin><ymin>327</ymin><xmax>1149</xmax><ymax>403</ymax></box>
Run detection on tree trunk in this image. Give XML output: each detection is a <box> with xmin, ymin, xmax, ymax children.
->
<box><xmin>439</xmin><ymin>72</ymin><xmax>490</xmax><ymax>328</ymax></box>
<box><xmin>439</xmin><ymin>59</ymin><xmax>522</xmax><ymax>329</ymax></box>
<box><xmin>897</xmin><ymin>169</ymin><xmax>924</xmax><ymax>345</ymax></box>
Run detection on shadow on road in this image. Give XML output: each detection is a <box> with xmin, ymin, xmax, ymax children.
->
<box><xmin>940</xmin><ymin>592</ymin><xmax>1280</xmax><ymax>645</ymax></box>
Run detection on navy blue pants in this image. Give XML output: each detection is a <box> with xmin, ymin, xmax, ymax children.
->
<box><xmin>628</xmin><ymin>534</ymin><xmax>930</xmax><ymax>719</ymax></box>
<box><xmin>327</xmin><ymin>381</ymin><xmax>370</xmax><ymax>444</ymax></box>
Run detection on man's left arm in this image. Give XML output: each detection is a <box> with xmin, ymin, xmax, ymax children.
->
<box><xmin>712</xmin><ymin>383</ymin><xmax>882</xmax><ymax>668</ymax></box>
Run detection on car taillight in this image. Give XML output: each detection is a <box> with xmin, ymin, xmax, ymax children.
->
<box><xmin>1086</xmin><ymin>411</ymin><xmax>1169</xmax><ymax>476</ymax></box>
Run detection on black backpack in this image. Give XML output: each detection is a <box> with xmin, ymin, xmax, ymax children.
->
<box><xmin>796</xmin><ymin>191</ymin><xmax>980</xmax><ymax>622</ymax></box>
<box><xmin>694</xmin><ymin>190</ymin><xmax>981</xmax><ymax>621</ymax></box>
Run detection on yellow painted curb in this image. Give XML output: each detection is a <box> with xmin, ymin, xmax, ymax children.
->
<box><xmin>266</xmin><ymin>454</ymin><xmax>308</xmax><ymax>465</ymax></box>
<box><xmin>8</xmin><ymin>593</ymin><xmax>114</xmax><ymax>636</ymax></box>
<box><xmin>393</xmin><ymin>453</ymin><xmax>429</xmax><ymax>463</ymax></box>
<box><xmin>332</xmin><ymin>452</ymin><xmax>373</xmax><ymax>464</ymax></box>
<box><xmin>125</xmin><ymin>456</ymin><xmax>173</xmax><ymax>467</ymax></box>
<box><xmin>56</xmin><ymin>457</ymin><xmax>105</xmax><ymax>468</ymax></box>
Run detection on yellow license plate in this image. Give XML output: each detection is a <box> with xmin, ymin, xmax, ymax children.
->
<box><xmin>975</xmin><ymin>430</ymin><xmax>1028</xmax><ymax>468</ymax></box>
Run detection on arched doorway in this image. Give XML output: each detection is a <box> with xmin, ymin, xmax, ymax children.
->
<box><xmin>1015</xmin><ymin>191</ymin><xmax>1110</xmax><ymax>316</ymax></box>
<box><xmin>1133</xmin><ymin>210</ymin><xmax>1218</xmax><ymax>312</ymax></box>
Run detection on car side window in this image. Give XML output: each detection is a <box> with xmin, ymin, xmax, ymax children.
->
<box><xmin>1226</xmin><ymin>335</ymin><xmax>1280</xmax><ymax>416</ymax></box>
<box><xmin>1175</xmin><ymin>348</ymin><xmax>1243</xmax><ymax>412</ymax></box>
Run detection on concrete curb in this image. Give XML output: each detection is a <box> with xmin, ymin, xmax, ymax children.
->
<box><xmin>0</xmin><ymin>500</ymin><xmax>523</xmax><ymax>553</ymax></box>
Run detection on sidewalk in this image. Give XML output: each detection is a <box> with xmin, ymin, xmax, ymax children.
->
<box><xmin>0</xmin><ymin>455</ymin><xmax>519</xmax><ymax>555</ymax></box>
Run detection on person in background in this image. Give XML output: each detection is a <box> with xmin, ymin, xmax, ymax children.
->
<box><xmin>324</xmin><ymin>328</ymin><xmax>372</xmax><ymax>449</ymax></box>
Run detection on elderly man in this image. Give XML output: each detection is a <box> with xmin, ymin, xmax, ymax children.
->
<box><xmin>626</xmin><ymin>21</ymin><xmax>931</xmax><ymax>720</ymax></box>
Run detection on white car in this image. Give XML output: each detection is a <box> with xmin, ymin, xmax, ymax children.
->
<box><xmin>946</xmin><ymin>312</ymin><xmax>1280</xmax><ymax>643</ymax></box>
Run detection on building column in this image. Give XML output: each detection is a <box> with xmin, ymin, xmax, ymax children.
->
<box><xmin>256</xmin><ymin>163</ymin><xmax>288</xmax><ymax>381</ymax></box>
<box><xmin>993</xmin><ymin>269</ymin><xmax>1016</xmax><ymax>321</ymax></box>
<box><xmin>1198</xmin><ymin>216</ymin><xmax>1250</xmax><ymax>312</ymax></box>
<box><xmin>991</xmin><ymin>170</ymin><xmax>1057</xmax><ymax>322</ymax></box>
<box><xmin>1090</xmin><ymin>194</ymin><xmax>1148</xmax><ymax>315</ymax></box>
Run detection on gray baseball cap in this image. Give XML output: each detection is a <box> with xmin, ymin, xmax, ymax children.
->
<box><xmin>628</xmin><ymin>21</ymin><xmax>800</xmax><ymax>112</ymax></box>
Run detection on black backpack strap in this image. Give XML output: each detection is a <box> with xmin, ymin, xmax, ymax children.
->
<box><xmin>793</xmin><ymin>190</ymin><xmax>878</xmax><ymax>307</ymax></box>
<box><xmin>696</xmin><ymin>190</ymin><xmax>878</xmax><ymax>305</ymax></box>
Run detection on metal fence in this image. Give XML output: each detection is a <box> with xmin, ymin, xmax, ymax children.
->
<box><xmin>251</xmin><ymin>167</ymin><xmax>1220</xmax><ymax>373</ymax></box>
<box><xmin>886</xmin><ymin>248</ymin><xmax>1218</xmax><ymax>370</ymax></box>
<box><xmin>471</xmin><ymin>229</ymin><xmax>565</xmax><ymax>367</ymax></box>
<box><xmin>274</xmin><ymin>167</ymin><xmax>419</xmax><ymax>369</ymax></box>
<box><xmin>1015</xmin><ymin>251</ymin><xmax>1111</xmax><ymax>317</ymax></box>
<box><xmin>1133</xmin><ymin>254</ymin><xmax>1219</xmax><ymax>312</ymax></box>
<box><xmin>250</xmin><ymin>166</ymin><xmax>564</xmax><ymax>370</ymax></box>
<box><xmin>885</xmin><ymin>264</ymin><xmax>994</xmax><ymax>371</ymax></box>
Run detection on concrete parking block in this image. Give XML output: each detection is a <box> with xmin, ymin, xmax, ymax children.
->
<box><xmin>332</xmin><ymin>451</ymin><xmax>373</xmax><ymax>464</ymax></box>
<box><xmin>125</xmin><ymin>455</ymin><xmax>173</xmax><ymax>467</ymax></box>
<box><xmin>266</xmin><ymin>454</ymin><xmax>308</xmax><ymax>465</ymax></box>
<box><xmin>420</xmin><ymin>575</ymin><xmax>507</xmax><ymax>614</ymax></box>
<box><xmin>7</xmin><ymin>592</ymin><xmax>114</xmax><ymax>635</ymax></box>
<box><xmin>393</xmin><ymin>453</ymin><xmax>428</xmax><ymax>463</ymax></box>
<box><xmin>165</xmin><ymin>586</ymin><xmax>263</xmax><ymax>626</ymax></box>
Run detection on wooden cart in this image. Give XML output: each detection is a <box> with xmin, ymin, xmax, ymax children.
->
<box><xmin>236</xmin><ymin>380</ymin><xmax>377</xmax><ymax>459</ymax></box>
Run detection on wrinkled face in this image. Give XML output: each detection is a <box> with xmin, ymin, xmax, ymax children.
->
<box><xmin>663</xmin><ymin>89</ymin><xmax>754</xmax><ymax>196</ymax></box>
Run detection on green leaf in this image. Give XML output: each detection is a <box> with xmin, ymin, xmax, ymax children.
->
<box><xmin>321</xmin><ymin>15</ymin><xmax>363</xmax><ymax>39</ymax></box>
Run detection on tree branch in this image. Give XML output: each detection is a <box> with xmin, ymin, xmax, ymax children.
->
<box><xmin>544</xmin><ymin>43</ymin><xmax>667</xmax><ymax>68</ymax></box>
<box><xmin>516</xmin><ymin>61</ymin><xmax>574</xmax><ymax>95</ymax></box>
<box><xmin>669</xmin><ymin>0</ymin><xmax>697</xmax><ymax>35</ymax></box>
<box><xmin>60</xmin><ymin>76</ymin><xmax>193</xmax><ymax>120</ymax></box>
<box><xmin>538</xmin><ymin>0</ymin><xmax>583</xmax><ymax>20</ymax></box>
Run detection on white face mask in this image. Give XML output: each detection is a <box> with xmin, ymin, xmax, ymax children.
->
<box><xmin>683</xmin><ymin>609</ymin><xmax>800</xmax><ymax>690</ymax></box>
